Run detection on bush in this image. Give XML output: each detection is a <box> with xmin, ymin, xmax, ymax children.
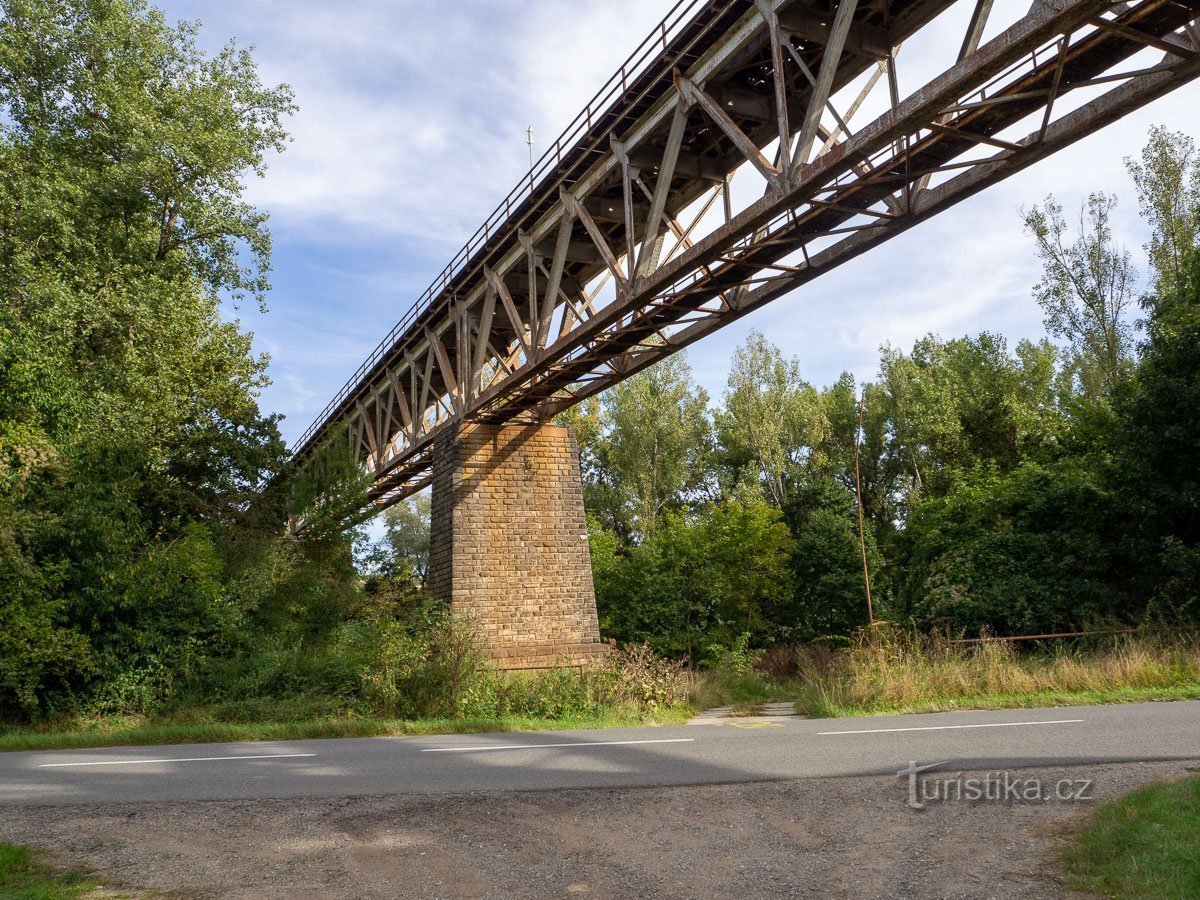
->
<box><xmin>902</xmin><ymin>461</ymin><xmax>1129</xmax><ymax>635</ymax></box>
<box><xmin>359</xmin><ymin>608</ymin><xmax>489</xmax><ymax>718</ymax></box>
<box><xmin>594</xmin><ymin>494</ymin><xmax>793</xmax><ymax>658</ymax></box>
<box><xmin>705</xmin><ymin>632</ymin><xmax>763</xmax><ymax>676</ymax></box>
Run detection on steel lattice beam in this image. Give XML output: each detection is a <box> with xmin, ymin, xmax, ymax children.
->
<box><xmin>289</xmin><ymin>0</ymin><xmax>1200</xmax><ymax>524</ymax></box>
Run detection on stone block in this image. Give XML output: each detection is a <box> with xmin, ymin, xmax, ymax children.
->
<box><xmin>428</xmin><ymin>422</ymin><xmax>608</xmax><ymax>670</ymax></box>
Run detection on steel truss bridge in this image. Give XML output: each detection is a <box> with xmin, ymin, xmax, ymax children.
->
<box><xmin>292</xmin><ymin>0</ymin><xmax>1200</xmax><ymax>516</ymax></box>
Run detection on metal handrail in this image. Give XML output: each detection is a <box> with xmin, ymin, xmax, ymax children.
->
<box><xmin>292</xmin><ymin>0</ymin><xmax>715</xmax><ymax>455</ymax></box>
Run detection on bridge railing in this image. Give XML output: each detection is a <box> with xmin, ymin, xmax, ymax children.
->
<box><xmin>293</xmin><ymin>0</ymin><xmax>718</xmax><ymax>456</ymax></box>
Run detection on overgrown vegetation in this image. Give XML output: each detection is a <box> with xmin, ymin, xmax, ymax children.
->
<box><xmin>1064</xmin><ymin>774</ymin><xmax>1200</xmax><ymax>899</ymax></box>
<box><xmin>1</xmin><ymin>0</ymin><xmax>1199</xmax><ymax>743</ymax></box>
<box><xmin>0</xmin><ymin>616</ymin><xmax>693</xmax><ymax>750</ymax></box>
<box><xmin>688</xmin><ymin>629</ymin><xmax>1200</xmax><ymax>718</ymax></box>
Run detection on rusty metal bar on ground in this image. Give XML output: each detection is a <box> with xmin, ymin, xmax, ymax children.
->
<box><xmin>946</xmin><ymin>628</ymin><xmax>1139</xmax><ymax>645</ymax></box>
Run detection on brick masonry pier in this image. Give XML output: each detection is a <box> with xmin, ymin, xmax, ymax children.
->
<box><xmin>427</xmin><ymin>422</ymin><xmax>610</xmax><ymax>669</ymax></box>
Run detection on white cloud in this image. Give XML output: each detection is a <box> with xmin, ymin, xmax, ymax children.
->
<box><xmin>161</xmin><ymin>0</ymin><xmax>1200</xmax><ymax>436</ymax></box>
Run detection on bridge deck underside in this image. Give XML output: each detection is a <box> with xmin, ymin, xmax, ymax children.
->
<box><xmin>291</xmin><ymin>0</ymin><xmax>1200</xmax><ymax>520</ymax></box>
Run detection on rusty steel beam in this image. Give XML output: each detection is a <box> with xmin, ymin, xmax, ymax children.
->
<box><xmin>289</xmin><ymin>0</ymin><xmax>1200</xmax><ymax>524</ymax></box>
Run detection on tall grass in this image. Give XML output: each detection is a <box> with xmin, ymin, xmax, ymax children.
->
<box><xmin>796</xmin><ymin>628</ymin><xmax>1200</xmax><ymax>716</ymax></box>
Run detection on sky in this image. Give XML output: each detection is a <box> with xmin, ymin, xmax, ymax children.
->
<box><xmin>155</xmin><ymin>0</ymin><xmax>1200</xmax><ymax>446</ymax></box>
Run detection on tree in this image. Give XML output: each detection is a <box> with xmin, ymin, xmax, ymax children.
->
<box><xmin>0</xmin><ymin>0</ymin><xmax>296</xmax><ymax>717</ymax></box>
<box><xmin>593</xmin><ymin>492</ymin><xmax>792</xmax><ymax>658</ymax></box>
<box><xmin>1114</xmin><ymin>249</ymin><xmax>1200</xmax><ymax>619</ymax></box>
<box><xmin>384</xmin><ymin>493</ymin><xmax>432</xmax><ymax>582</ymax></box>
<box><xmin>701</xmin><ymin>489</ymin><xmax>795</xmax><ymax>644</ymax></box>
<box><xmin>715</xmin><ymin>330</ymin><xmax>826</xmax><ymax>506</ymax></box>
<box><xmin>783</xmin><ymin>476</ymin><xmax>885</xmax><ymax>641</ymax></box>
<box><xmin>901</xmin><ymin>461</ymin><xmax>1129</xmax><ymax>635</ymax></box>
<box><xmin>876</xmin><ymin>332</ymin><xmax>1062</xmax><ymax>500</ymax></box>
<box><xmin>813</xmin><ymin>372</ymin><xmax>899</xmax><ymax>537</ymax></box>
<box><xmin>1126</xmin><ymin>126</ymin><xmax>1200</xmax><ymax>297</ymax></box>
<box><xmin>587</xmin><ymin>353</ymin><xmax>712</xmax><ymax>538</ymax></box>
<box><xmin>1022</xmin><ymin>193</ymin><xmax>1136</xmax><ymax>397</ymax></box>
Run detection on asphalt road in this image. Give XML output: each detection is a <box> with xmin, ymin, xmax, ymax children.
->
<box><xmin>2</xmin><ymin>700</ymin><xmax>1196</xmax><ymax>807</ymax></box>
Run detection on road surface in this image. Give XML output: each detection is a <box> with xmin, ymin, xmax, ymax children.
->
<box><xmin>2</xmin><ymin>700</ymin><xmax>1197</xmax><ymax>806</ymax></box>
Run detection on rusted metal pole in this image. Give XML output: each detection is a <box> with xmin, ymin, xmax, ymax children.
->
<box><xmin>947</xmin><ymin>628</ymin><xmax>1137</xmax><ymax>645</ymax></box>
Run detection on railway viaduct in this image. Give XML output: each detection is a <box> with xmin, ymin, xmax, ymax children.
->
<box><xmin>291</xmin><ymin>0</ymin><xmax>1200</xmax><ymax>667</ymax></box>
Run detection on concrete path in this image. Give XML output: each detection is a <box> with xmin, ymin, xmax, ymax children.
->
<box><xmin>687</xmin><ymin>700</ymin><xmax>801</xmax><ymax>725</ymax></box>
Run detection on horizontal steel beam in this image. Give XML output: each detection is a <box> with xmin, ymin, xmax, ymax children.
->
<box><xmin>288</xmin><ymin>0</ymin><xmax>1200</xmax><ymax>525</ymax></box>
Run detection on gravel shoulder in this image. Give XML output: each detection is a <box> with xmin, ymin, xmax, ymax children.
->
<box><xmin>2</xmin><ymin>759</ymin><xmax>1196</xmax><ymax>899</ymax></box>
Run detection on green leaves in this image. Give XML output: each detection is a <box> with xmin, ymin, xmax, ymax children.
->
<box><xmin>715</xmin><ymin>329</ymin><xmax>825</xmax><ymax>506</ymax></box>
<box><xmin>0</xmin><ymin>0</ymin><xmax>297</xmax><ymax>718</ymax></box>
<box><xmin>0</xmin><ymin>0</ymin><xmax>295</xmax><ymax>307</ymax></box>
<box><xmin>1113</xmin><ymin>249</ymin><xmax>1200</xmax><ymax>617</ymax></box>
<box><xmin>1127</xmin><ymin>126</ymin><xmax>1200</xmax><ymax>299</ymax></box>
<box><xmin>581</xmin><ymin>352</ymin><xmax>712</xmax><ymax>539</ymax></box>
<box><xmin>1021</xmin><ymin>193</ymin><xmax>1136</xmax><ymax>398</ymax></box>
<box><xmin>593</xmin><ymin>492</ymin><xmax>793</xmax><ymax>658</ymax></box>
<box><xmin>902</xmin><ymin>461</ymin><xmax>1127</xmax><ymax>635</ymax></box>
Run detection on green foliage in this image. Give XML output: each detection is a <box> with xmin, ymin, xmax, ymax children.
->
<box><xmin>1065</xmin><ymin>775</ymin><xmax>1200</xmax><ymax>899</ymax></box>
<box><xmin>902</xmin><ymin>461</ymin><xmax>1129</xmax><ymax>635</ymax></box>
<box><xmin>784</xmin><ymin>476</ymin><xmax>884</xmax><ymax>641</ymax></box>
<box><xmin>0</xmin><ymin>0</ymin><xmax>300</xmax><ymax>720</ymax></box>
<box><xmin>180</xmin><ymin>606</ymin><xmax>688</xmax><ymax>725</ymax></box>
<box><xmin>1022</xmin><ymin>193</ymin><xmax>1137</xmax><ymax>396</ymax></box>
<box><xmin>383</xmin><ymin>492</ymin><xmax>431</xmax><ymax>582</ymax></box>
<box><xmin>595</xmin><ymin>491</ymin><xmax>793</xmax><ymax>657</ymax></box>
<box><xmin>0</xmin><ymin>843</ymin><xmax>98</xmax><ymax>899</ymax></box>
<box><xmin>581</xmin><ymin>352</ymin><xmax>712</xmax><ymax>538</ymax></box>
<box><xmin>1126</xmin><ymin>125</ymin><xmax>1200</xmax><ymax>297</ymax></box>
<box><xmin>706</xmin><ymin>632</ymin><xmax>763</xmax><ymax>676</ymax></box>
<box><xmin>1114</xmin><ymin>250</ymin><xmax>1200</xmax><ymax>620</ymax></box>
<box><xmin>877</xmin><ymin>332</ymin><xmax>1064</xmax><ymax>498</ymax></box>
<box><xmin>715</xmin><ymin>330</ymin><xmax>826</xmax><ymax>504</ymax></box>
<box><xmin>358</xmin><ymin>605</ymin><xmax>489</xmax><ymax>719</ymax></box>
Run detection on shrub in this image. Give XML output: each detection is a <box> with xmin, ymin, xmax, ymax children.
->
<box><xmin>902</xmin><ymin>461</ymin><xmax>1129</xmax><ymax>635</ymax></box>
<box><xmin>357</xmin><ymin>607</ymin><xmax>490</xmax><ymax>718</ymax></box>
<box><xmin>606</xmin><ymin>642</ymin><xmax>690</xmax><ymax>710</ymax></box>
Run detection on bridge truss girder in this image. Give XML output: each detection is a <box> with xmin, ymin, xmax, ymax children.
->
<box><xmin>292</xmin><ymin>0</ymin><xmax>1200</xmax><ymax>519</ymax></box>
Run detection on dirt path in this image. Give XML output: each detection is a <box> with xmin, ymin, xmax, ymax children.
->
<box><xmin>3</xmin><ymin>758</ymin><xmax>1195</xmax><ymax>898</ymax></box>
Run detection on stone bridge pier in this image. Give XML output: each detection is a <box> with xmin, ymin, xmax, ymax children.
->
<box><xmin>427</xmin><ymin>422</ymin><xmax>610</xmax><ymax>669</ymax></box>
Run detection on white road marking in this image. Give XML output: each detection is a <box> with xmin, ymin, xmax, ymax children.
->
<box><xmin>422</xmin><ymin>738</ymin><xmax>696</xmax><ymax>753</ymax></box>
<box><xmin>38</xmin><ymin>753</ymin><xmax>316</xmax><ymax>768</ymax></box>
<box><xmin>817</xmin><ymin>718</ymin><xmax>1085</xmax><ymax>736</ymax></box>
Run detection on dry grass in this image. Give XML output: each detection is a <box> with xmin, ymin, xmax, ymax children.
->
<box><xmin>794</xmin><ymin>629</ymin><xmax>1200</xmax><ymax>716</ymax></box>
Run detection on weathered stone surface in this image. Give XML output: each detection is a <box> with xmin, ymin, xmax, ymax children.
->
<box><xmin>428</xmin><ymin>422</ymin><xmax>609</xmax><ymax>669</ymax></box>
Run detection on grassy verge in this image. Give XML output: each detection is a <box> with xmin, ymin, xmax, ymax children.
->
<box><xmin>798</xmin><ymin>633</ymin><xmax>1200</xmax><ymax>718</ymax></box>
<box><xmin>3</xmin><ymin>642</ymin><xmax>695</xmax><ymax>753</ymax></box>
<box><xmin>798</xmin><ymin>682</ymin><xmax>1200</xmax><ymax>717</ymax></box>
<box><xmin>0</xmin><ymin>843</ymin><xmax>102</xmax><ymax>899</ymax></box>
<box><xmin>9</xmin><ymin>636</ymin><xmax>1199</xmax><ymax>751</ymax></box>
<box><xmin>1063</xmin><ymin>774</ymin><xmax>1200</xmax><ymax>898</ymax></box>
<box><xmin>0</xmin><ymin>704</ymin><xmax>692</xmax><ymax>753</ymax></box>
<box><xmin>691</xmin><ymin>633</ymin><xmax>1200</xmax><ymax>719</ymax></box>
